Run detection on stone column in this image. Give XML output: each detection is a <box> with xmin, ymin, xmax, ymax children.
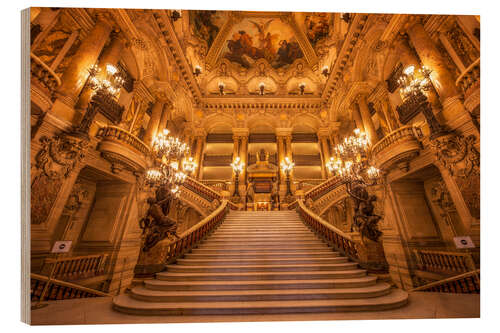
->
<box><xmin>75</xmin><ymin>31</ymin><xmax>127</xmax><ymax>113</ymax></box>
<box><xmin>406</xmin><ymin>21</ymin><xmax>459</xmax><ymax>101</ymax></box>
<box><xmin>143</xmin><ymin>101</ymin><xmax>165</xmax><ymax>146</ymax></box>
<box><xmin>318</xmin><ymin>128</ymin><xmax>331</xmax><ymax>179</ymax></box>
<box><xmin>351</xmin><ymin>103</ymin><xmax>365</xmax><ymax>133</ymax></box>
<box><xmin>356</xmin><ymin>95</ymin><xmax>379</xmax><ymax>145</ymax></box>
<box><xmin>193</xmin><ymin>130</ymin><xmax>206</xmax><ymax>179</ymax></box>
<box><xmin>55</xmin><ymin>14</ymin><xmax>113</xmax><ymax>108</ymax></box>
<box><xmin>239</xmin><ymin>133</ymin><xmax>249</xmax><ymax>184</ymax></box>
<box><xmin>157</xmin><ymin>104</ymin><xmax>170</xmax><ymax>134</ymax></box>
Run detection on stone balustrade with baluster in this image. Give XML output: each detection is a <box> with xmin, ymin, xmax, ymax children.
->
<box><xmin>411</xmin><ymin>269</ymin><xmax>480</xmax><ymax>294</ymax></box>
<box><xmin>31</xmin><ymin>273</ymin><xmax>110</xmax><ymax>302</ymax></box>
<box><xmin>456</xmin><ymin>58</ymin><xmax>480</xmax><ymax>99</ymax></box>
<box><xmin>30</xmin><ymin>53</ymin><xmax>61</xmax><ymax>97</ymax></box>
<box><xmin>370</xmin><ymin>125</ymin><xmax>422</xmax><ymax>171</ymax></box>
<box><xmin>413</xmin><ymin>249</ymin><xmax>476</xmax><ymax>274</ymax></box>
<box><xmin>96</xmin><ymin>125</ymin><xmax>151</xmax><ymax>173</ymax></box>
<box><xmin>41</xmin><ymin>254</ymin><xmax>109</xmax><ymax>281</ymax></box>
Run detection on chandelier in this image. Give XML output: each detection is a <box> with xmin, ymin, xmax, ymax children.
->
<box><xmin>397</xmin><ymin>65</ymin><xmax>432</xmax><ymax>101</ymax></box>
<box><xmin>87</xmin><ymin>63</ymin><xmax>125</xmax><ymax>98</ymax></box>
<box><xmin>144</xmin><ymin>129</ymin><xmax>192</xmax><ymax>196</ymax></box>
<box><xmin>326</xmin><ymin>128</ymin><xmax>379</xmax><ymax>183</ymax></box>
<box><xmin>325</xmin><ymin>129</ymin><xmax>382</xmax><ymax>242</ymax></box>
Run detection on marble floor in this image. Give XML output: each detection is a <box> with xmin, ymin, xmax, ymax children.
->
<box><xmin>30</xmin><ymin>291</ymin><xmax>480</xmax><ymax>325</ymax></box>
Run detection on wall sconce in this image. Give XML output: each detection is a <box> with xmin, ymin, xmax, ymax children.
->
<box><xmin>299</xmin><ymin>82</ymin><xmax>306</xmax><ymax>95</ymax></box>
<box><xmin>259</xmin><ymin>82</ymin><xmax>265</xmax><ymax>96</ymax></box>
<box><xmin>218</xmin><ymin>82</ymin><xmax>225</xmax><ymax>96</ymax></box>
<box><xmin>171</xmin><ymin>10</ymin><xmax>182</xmax><ymax>22</ymax></box>
<box><xmin>321</xmin><ymin>66</ymin><xmax>330</xmax><ymax>78</ymax></box>
<box><xmin>193</xmin><ymin>66</ymin><xmax>202</xmax><ymax>77</ymax></box>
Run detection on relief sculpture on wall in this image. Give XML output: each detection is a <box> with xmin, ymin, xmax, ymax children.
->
<box><xmin>31</xmin><ymin>134</ymin><xmax>88</xmax><ymax>225</ymax></box>
<box><xmin>432</xmin><ymin>133</ymin><xmax>480</xmax><ymax>219</ymax></box>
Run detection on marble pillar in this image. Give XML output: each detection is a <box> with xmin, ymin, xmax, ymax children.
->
<box><xmin>143</xmin><ymin>101</ymin><xmax>165</xmax><ymax>146</ymax></box>
<box><xmin>55</xmin><ymin>15</ymin><xmax>113</xmax><ymax>109</ymax></box>
<box><xmin>356</xmin><ymin>95</ymin><xmax>379</xmax><ymax>145</ymax></box>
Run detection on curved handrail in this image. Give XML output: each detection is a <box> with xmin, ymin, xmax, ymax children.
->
<box><xmin>30</xmin><ymin>52</ymin><xmax>62</xmax><ymax>87</ymax></box>
<box><xmin>297</xmin><ymin>199</ymin><xmax>358</xmax><ymax>260</ymax></box>
<box><xmin>162</xmin><ymin>199</ymin><xmax>229</xmax><ymax>264</ymax></box>
<box><xmin>182</xmin><ymin>177</ymin><xmax>223</xmax><ymax>202</ymax></box>
<box><xmin>304</xmin><ymin>176</ymin><xmax>345</xmax><ymax>201</ymax></box>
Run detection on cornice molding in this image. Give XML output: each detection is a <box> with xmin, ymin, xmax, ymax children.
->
<box><xmin>152</xmin><ymin>10</ymin><xmax>203</xmax><ymax>105</ymax></box>
<box><xmin>321</xmin><ymin>14</ymin><xmax>369</xmax><ymax>105</ymax></box>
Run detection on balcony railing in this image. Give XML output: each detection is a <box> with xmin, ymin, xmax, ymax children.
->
<box><xmin>456</xmin><ymin>58</ymin><xmax>480</xmax><ymax>98</ymax></box>
<box><xmin>414</xmin><ymin>249</ymin><xmax>476</xmax><ymax>275</ymax></box>
<box><xmin>200</xmin><ymin>180</ymin><xmax>229</xmax><ymax>193</ymax></box>
<box><xmin>30</xmin><ymin>52</ymin><xmax>61</xmax><ymax>96</ymax></box>
<box><xmin>96</xmin><ymin>126</ymin><xmax>150</xmax><ymax>172</ymax></box>
<box><xmin>31</xmin><ymin>273</ymin><xmax>110</xmax><ymax>302</ymax></box>
<box><xmin>304</xmin><ymin>176</ymin><xmax>344</xmax><ymax>202</ymax></box>
<box><xmin>296</xmin><ymin>199</ymin><xmax>358</xmax><ymax>260</ymax></box>
<box><xmin>41</xmin><ymin>254</ymin><xmax>109</xmax><ymax>281</ymax></box>
<box><xmin>411</xmin><ymin>270</ymin><xmax>480</xmax><ymax>294</ymax></box>
<box><xmin>183</xmin><ymin>177</ymin><xmax>223</xmax><ymax>203</ymax></box>
<box><xmin>370</xmin><ymin>125</ymin><xmax>422</xmax><ymax>171</ymax></box>
<box><xmin>162</xmin><ymin>200</ymin><xmax>229</xmax><ymax>264</ymax></box>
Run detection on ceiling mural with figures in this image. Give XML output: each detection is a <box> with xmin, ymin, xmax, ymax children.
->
<box><xmin>303</xmin><ymin>12</ymin><xmax>331</xmax><ymax>47</ymax></box>
<box><xmin>222</xmin><ymin>18</ymin><xmax>303</xmax><ymax>69</ymax></box>
<box><xmin>189</xmin><ymin>10</ymin><xmax>227</xmax><ymax>50</ymax></box>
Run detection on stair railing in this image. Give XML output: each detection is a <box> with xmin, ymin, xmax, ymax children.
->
<box><xmin>296</xmin><ymin>199</ymin><xmax>359</xmax><ymax>260</ymax></box>
<box><xmin>163</xmin><ymin>199</ymin><xmax>230</xmax><ymax>265</ymax></box>
<box><xmin>41</xmin><ymin>253</ymin><xmax>109</xmax><ymax>281</ymax></box>
<box><xmin>31</xmin><ymin>273</ymin><xmax>110</xmax><ymax>302</ymax></box>
<box><xmin>413</xmin><ymin>249</ymin><xmax>476</xmax><ymax>275</ymax></box>
<box><xmin>410</xmin><ymin>269</ymin><xmax>480</xmax><ymax>294</ymax></box>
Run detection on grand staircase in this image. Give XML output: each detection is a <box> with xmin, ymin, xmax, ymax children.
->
<box><xmin>113</xmin><ymin>210</ymin><xmax>408</xmax><ymax>315</ymax></box>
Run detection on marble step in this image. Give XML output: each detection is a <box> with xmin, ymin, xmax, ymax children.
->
<box><xmin>166</xmin><ymin>262</ymin><xmax>358</xmax><ymax>273</ymax></box>
<box><xmin>143</xmin><ymin>276</ymin><xmax>379</xmax><ymax>291</ymax></box>
<box><xmin>196</xmin><ymin>243</ymin><xmax>330</xmax><ymax>250</ymax></box>
<box><xmin>190</xmin><ymin>246</ymin><xmax>332</xmax><ymax>253</ymax></box>
<box><xmin>184</xmin><ymin>251</ymin><xmax>340</xmax><ymax>259</ymax></box>
<box><xmin>113</xmin><ymin>289</ymin><xmax>408</xmax><ymax>315</ymax></box>
<box><xmin>155</xmin><ymin>269</ymin><xmax>367</xmax><ymax>281</ymax></box>
<box><xmin>176</xmin><ymin>257</ymin><xmax>347</xmax><ymax>266</ymax></box>
<box><xmin>129</xmin><ymin>283</ymin><xmax>392</xmax><ymax>302</ymax></box>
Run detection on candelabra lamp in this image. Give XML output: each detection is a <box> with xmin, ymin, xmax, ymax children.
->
<box><xmin>326</xmin><ymin>129</ymin><xmax>383</xmax><ymax>242</ymax></box>
<box><xmin>72</xmin><ymin>63</ymin><xmax>126</xmax><ymax>139</ymax></box>
<box><xmin>281</xmin><ymin>157</ymin><xmax>295</xmax><ymax>202</ymax></box>
<box><xmin>396</xmin><ymin>65</ymin><xmax>447</xmax><ymax>139</ymax></box>
<box><xmin>230</xmin><ymin>156</ymin><xmax>244</xmax><ymax>200</ymax></box>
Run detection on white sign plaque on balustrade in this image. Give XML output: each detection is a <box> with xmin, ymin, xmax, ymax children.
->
<box><xmin>51</xmin><ymin>240</ymin><xmax>72</xmax><ymax>253</ymax></box>
<box><xmin>453</xmin><ymin>236</ymin><xmax>475</xmax><ymax>249</ymax></box>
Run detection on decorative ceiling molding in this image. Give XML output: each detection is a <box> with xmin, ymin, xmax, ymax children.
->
<box><xmin>200</xmin><ymin>96</ymin><xmax>323</xmax><ymax>113</ymax></box>
<box><xmin>321</xmin><ymin>14</ymin><xmax>369</xmax><ymax>105</ymax></box>
<box><xmin>205</xmin><ymin>14</ymin><xmax>239</xmax><ymax>71</ymax></box>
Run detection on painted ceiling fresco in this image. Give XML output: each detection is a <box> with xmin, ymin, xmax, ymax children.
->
<box><xmin>190</xmin><ymin>10</ymin><xmax>227</xmax><ymax>50</ymax></box>
<box><xmin>304</xmin><ymin>13</ymin><xmax>331</xmax><ymax>47</ymax></box>
<box><xmin>222</xmin><ymin>18</ymin><xmax>303</xmax><ymax>69</ymax></box>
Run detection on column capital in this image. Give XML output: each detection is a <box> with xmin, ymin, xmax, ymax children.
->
<box><xmin>317</xmin><ymin>127</ymin><xmax>332</xmax><ymax>138</ymax></box>
<box><xmin>193</xmin><ymin>128</ymin><xmax>207</xmax><ymax>138</ymax></box>
<box><xmin>232</xmin><ymin>128</ymin><xmax>249</xmax><ymax>137</ymax></box>
<box><xmin>276</xmin><ymin>127</ymin><xmax>293</xmax><ymax>137</ymax></box>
